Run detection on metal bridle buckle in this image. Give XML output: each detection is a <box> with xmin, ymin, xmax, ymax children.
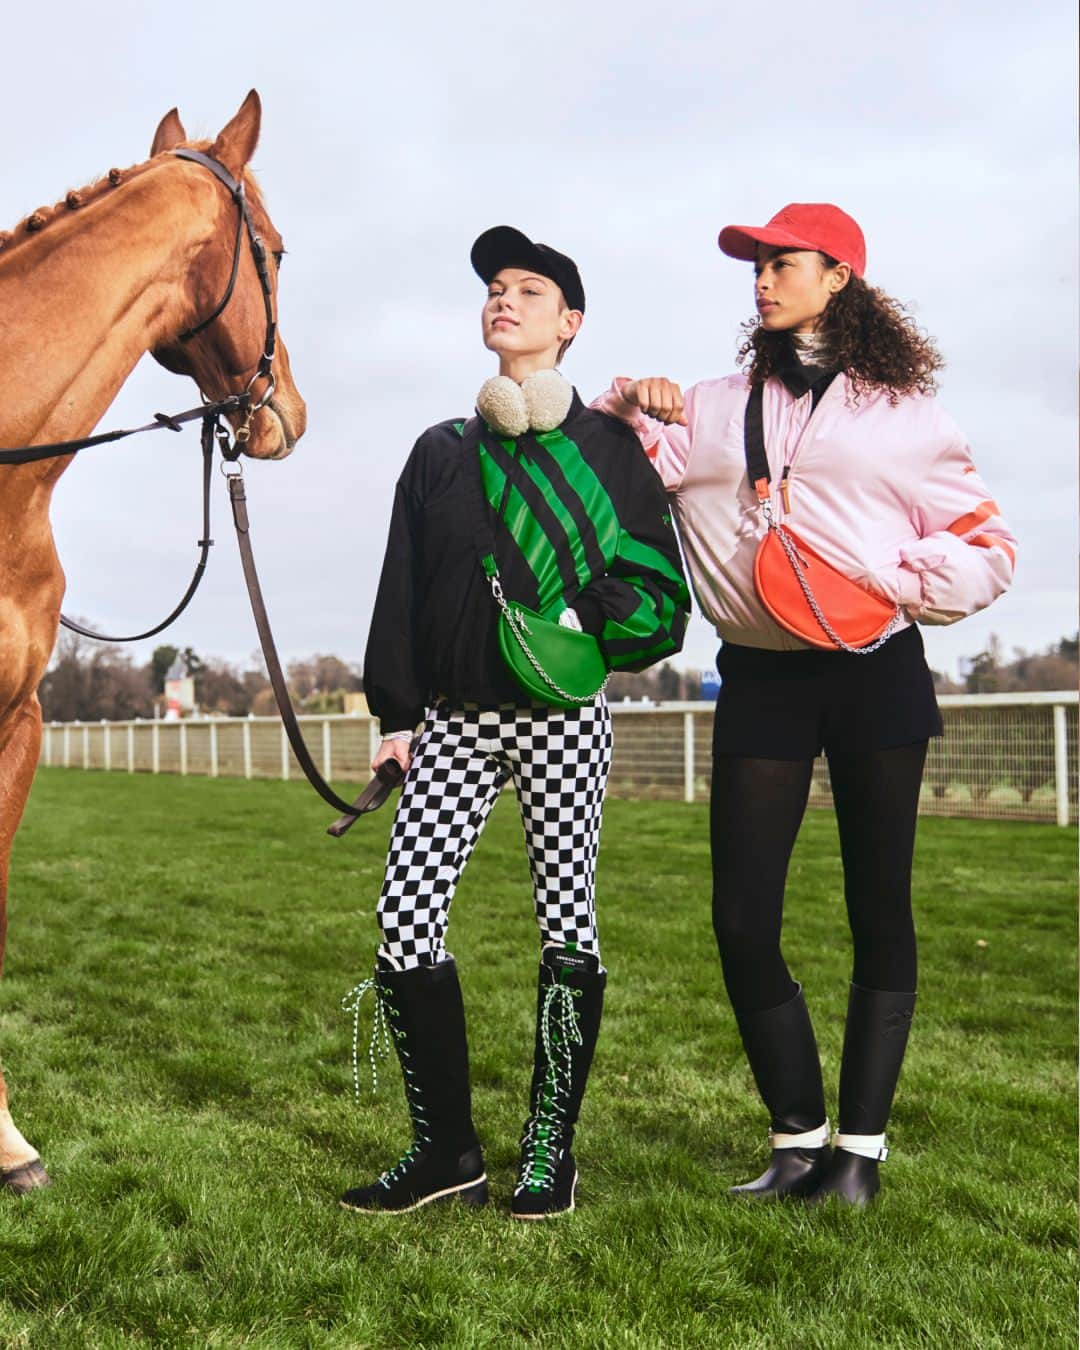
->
<box><xmin>234</xmin><ymin>369</ymin><xmax>276</xmax><ymax>443</ymax></box>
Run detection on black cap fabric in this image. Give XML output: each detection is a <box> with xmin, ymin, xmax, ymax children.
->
<box><xmin>470</xmin><ymin>226</ymin><xmax>586</xmax><ymax>313</ymax></box>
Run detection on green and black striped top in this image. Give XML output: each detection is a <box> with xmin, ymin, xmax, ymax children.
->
<box><xmin>364</xmin><ymin>391</ymin><xmax>690</xmax><ymax>731</ymax></box>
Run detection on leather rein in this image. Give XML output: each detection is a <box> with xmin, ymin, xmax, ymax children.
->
<box><xmin>0</xmin><ymin>148</ymin><xmax>383</xmax><ymax>833</ymax></box>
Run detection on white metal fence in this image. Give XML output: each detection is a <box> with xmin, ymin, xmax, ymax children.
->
<box><xmin>38</xmin><ymin>692</ymin><xmax>1078</xmax><ymax>826</ymax></box>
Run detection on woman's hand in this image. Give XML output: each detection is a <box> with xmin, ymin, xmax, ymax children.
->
<box><xmin>621</xmin><ymin>378</ymin><xmax>688</xmax><ymax>426</ymax></box>
<box><xmin>373</xmin><ymin>736</ymin><xmax>412</xmax><ymax>777</ymax></box>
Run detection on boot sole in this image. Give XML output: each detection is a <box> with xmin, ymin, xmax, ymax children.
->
<box><xmin>340</xmin><ymin>1174</ymin><xmax>488</xmax><ymax>1215</ymax></box>
<box><xmin>510</xmin><ymin>1169</ymin><xmax>578</xmax><ymax>1221</ymax></box>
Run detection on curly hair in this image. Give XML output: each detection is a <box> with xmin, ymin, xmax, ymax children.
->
<box><xmin>737</xmin><ymin>257</ymin><xmax>945</xmax><ymax>404</ymax></box>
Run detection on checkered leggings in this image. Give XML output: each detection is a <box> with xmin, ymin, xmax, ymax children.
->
<box><xmin>376</xmin><ymin>701</ymin><xmax>613</xmax><ymax>969</ymax></box>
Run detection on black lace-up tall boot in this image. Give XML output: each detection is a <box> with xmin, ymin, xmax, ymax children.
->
<box><xmin>811</xmin><ymin>983</ymin><xmax>916</xmax><ymax>1207</ymax></box>
<box><xmin>340</xmin><ymin>957</ymin><xmax>487</xmax><ymax>1214</ymax></box>
<box><xmin>511</xmin><ymin>946</ymin><xmax>605</xmax><ymax>1220</ymax></box>
<box><xmin>729</xmin><ymin>983</ymin><xmax>832</xmax><ymax>1199</ymax></box>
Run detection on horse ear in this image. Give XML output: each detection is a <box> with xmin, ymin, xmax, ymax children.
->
<box><xmin>209</xmin><ymin>90</ymin><xmax>262</xmax><ymax>176</ymax></box>
<box><xmin>151</xmin><ymin>108</ymin><xmax>187</xmax><ymax>157</ymax></box>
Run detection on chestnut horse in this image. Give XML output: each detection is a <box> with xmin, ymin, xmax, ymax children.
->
<box><xmin>0</xmin><ymin>91</ymin><xmax>306</xmax><ymax>1192</ymax></box>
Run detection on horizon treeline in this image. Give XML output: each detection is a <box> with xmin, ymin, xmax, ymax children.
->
<box><xmin>36</xmin><ymin>630</ymin><xmax>1078</xmax><ymax>722</ymax></box>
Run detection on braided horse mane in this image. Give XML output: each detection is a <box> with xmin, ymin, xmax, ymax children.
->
<box><xmin>0</xmin><ymin>140</ymin><xmax>269</xmax><ymax>260</ymax></box>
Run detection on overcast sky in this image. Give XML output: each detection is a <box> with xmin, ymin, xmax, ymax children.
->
<box><xmin>4</xmin><ymin>0</ymin><xmax>1075</xmax><ymax>682</ymax></box>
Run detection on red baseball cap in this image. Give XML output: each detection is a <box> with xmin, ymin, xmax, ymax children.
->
<box><xmin>718</xmin><ymin>203</ymin><xmax>866</xmax><ymax>278</ymax></box>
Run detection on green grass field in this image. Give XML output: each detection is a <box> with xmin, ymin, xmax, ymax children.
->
<box><xmin>0</xmin><ymin>770</ymin><xmax>1074</xmax><ymax>1348</ymax></box>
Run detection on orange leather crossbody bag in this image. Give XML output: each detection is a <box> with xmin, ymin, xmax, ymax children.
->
<box><xmin>744</xmin><ymin>383</ymin><xmax>902</xmax><ymax>654</ymax></box>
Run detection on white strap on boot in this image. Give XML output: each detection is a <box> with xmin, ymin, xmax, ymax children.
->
<box><xmin>833</xmin><ymin>1131</ymin><xmax>889</xmax><ymax>1161</ymax></box>
<box><xmin>768</xmin><ymin>1119</ymin><xmax>830</xmax><ymax>1150</ymax></box>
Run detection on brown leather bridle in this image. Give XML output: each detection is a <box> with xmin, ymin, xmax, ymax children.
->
<box><xmin>171</xmin><ymin>146</ymin><xmax>278</xmax><ymax>446</ymax></box>
<box><xmin>0</xmin><ymin>146</ymin><xmax>280</xmax><ymax>639</ymax></box>
<box><xmin>1</xmin><ymin>150</ymin><xmax>393</xmax><ymax>831</ymax></box>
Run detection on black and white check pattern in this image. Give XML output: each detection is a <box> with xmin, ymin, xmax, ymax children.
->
<box><xmin>376</xmin><ymin>701</ymin><xmax>613</xmax><ymax>968</ymax></box>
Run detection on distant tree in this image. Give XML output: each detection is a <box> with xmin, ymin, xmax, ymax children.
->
<box><xmin>286</xmin><ymin>654</ymin><xmax>362</xmax><ymax>705</ymax></box>
<box><xmin>242</xmin><ymin>667</ymin><xmax>271</xmax><ymax>707</ymax></box>
<box><xmin>150</xmin><ymin>644</ymin><xmax>179</xmax><ymax>693</ymax></box>
<box><xmin>931</xmin><ymin>668</ymin><xmax>962</xmax><ymax>694</ymax></box>
<box><xmin>180</xmin><ymin>646</ymin><xmax>203</xmax><ymax>677</ymax></box>
<box><xmin>607</xmin><ymin>661</ymin><xmax>702</xmax><ymax>703</ymax></box>
<box><xmin>39</xmin><ymin>626</ymin><xmax>153</xmax><ymax>721</ymax></box>
<box><xmin>1008</xmin><ymin>632</ymin><xmax>1079</xmax><ymax>691</ymax></box>
<box><xmin>965</xmin><ymin>635</ymin><xmax>1019</xmax><ymax>693</ymax></box>
<box><xmin>195</xmin><ymin>659</ymin><xmax>252</xmax><ymax>716</ymax></box>
<box><xmin>250</xmin><ymin>685</ymin><xmax>280</xmax><ymax>717</ymax></box>
<box><xmin>965</xmin><ymin>631</ymin><xmax>1078</xmax><ymax>694</ymax></box>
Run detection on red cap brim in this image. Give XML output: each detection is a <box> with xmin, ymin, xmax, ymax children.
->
<box><xmin>717</xmin><ymin>224</ymin><xmax>823</xmax><ymax>261</ymax></box>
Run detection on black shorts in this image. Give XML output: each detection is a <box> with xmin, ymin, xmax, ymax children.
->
<box><xmin>711</xmin><ymin>624</ymin><xmax>943</xmax><ymax>761</ymax></box>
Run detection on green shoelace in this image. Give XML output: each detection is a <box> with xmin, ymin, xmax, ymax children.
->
<box><xmin>341</xmin><ymin>977</ymin><xmax>392</xmax><ymax>1099</ymax></box>
<box><xmin>341</xmin><ymin>977</ymin><xmax>432</xmax><ymax>1188</ymax></box>
<box><xmin>518</xmin><ymin>983</ymin><xmax>583</xmax><ymax>1193</ymax></box>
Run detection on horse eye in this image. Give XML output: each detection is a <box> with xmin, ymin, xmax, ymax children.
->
<box><xmin>273</xmin><ymin>249</ymin><xmax>286</xmax><ymax>268</ymax></box>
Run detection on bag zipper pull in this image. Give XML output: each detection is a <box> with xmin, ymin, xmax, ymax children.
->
<box><xmin>780</xmin><ymin>466</ymin><xmax>792</xmax><ymax>514</ymax></box>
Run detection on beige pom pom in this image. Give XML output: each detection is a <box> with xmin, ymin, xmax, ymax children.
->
<box><xmin>521</xmin><ymin>369</ymin><xmax>573</xmax><ymax>432</ymax></box>
<box><xmin>476</xmin><ymin>376</ymin><xmax>529</xmax><ymax>437</ymax></box>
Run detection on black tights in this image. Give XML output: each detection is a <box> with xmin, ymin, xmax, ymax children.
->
<box><xmin>710</xmin><ymin>743</ymin><xmax>927</xmax><ymax>1014</ymax></box>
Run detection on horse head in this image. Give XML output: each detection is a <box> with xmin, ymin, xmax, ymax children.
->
<box><xmin>148</xmin><ymin>91</ymin><xmax>306</xmax><ymax>461</ymax></box>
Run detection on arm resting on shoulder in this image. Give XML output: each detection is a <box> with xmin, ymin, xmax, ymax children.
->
<box><xmin>590</xmin><ymin>377</ymin><xmax>693</xmax><ymax>492</ymax></box>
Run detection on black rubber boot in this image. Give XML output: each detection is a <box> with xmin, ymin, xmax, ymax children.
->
<box><xmin>341</xmin><ymin>957</ymin><xmax>488</xmax><ymax>1214</ymax></box>
<box><xmin>729</xmin><ymin>984</ymin><xmax>831</xmax><ymax>1199</ymax></box>
<box><xmin>811</xmin><ymin>982</ymin><xmax>916</xmax><ymax>1207</ymax></box>
<box><xmin>511</xmin><ymin>947</ymin><xmax>605</xmax><ymax>1220</ymax></box>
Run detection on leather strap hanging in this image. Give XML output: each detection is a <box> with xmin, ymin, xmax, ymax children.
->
<box><xmin>224</xmin><ymin>465</ymin><xmax>403</xmax><ymax>835</ymax></box>
<box><xmin>57</xmin><ymin>415</ymin><xmax>220</xmax><ymax>642</ymax></box>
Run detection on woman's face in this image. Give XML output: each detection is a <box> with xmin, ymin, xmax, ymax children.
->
<box><xmin>753</xmin><ymin>246</ymin><xmax>850</xmax><ymax>333</ymax></box>
<box><xmin>482</xmin><ymin>268</ymin><xmax>579</xmax><ymax>364</ymax></box>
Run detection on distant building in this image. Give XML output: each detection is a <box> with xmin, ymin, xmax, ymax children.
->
<box><xmin>164</xmin><ymin>657</ymin><xmax>195</xmax><ymax>720</ymax></box>
<box><xmin>343</xmin><ymin>692</ymin><xmax>370</xmax><ymax>716</ymax></box>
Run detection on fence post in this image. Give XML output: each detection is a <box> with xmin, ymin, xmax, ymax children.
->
<box><xmin>683</xmin><ymin>710</ymin><xmax>695</xmax><ymax>804</ymax></box>
<box><xmin>1053</xmin><ymin>702</ymin><xmax>1069</xmax><ymax>827</ymax></box>
<box><xmin>82</xmin><ymin>724</ymin><xmax>90</xmax><ymax>770</ymax></box>
<box><xmin>280</xmin><ymin>723</ymin><xmax>290</xmax><ymax>781</ymax></box>
<box><xmin>179</xmin><ymin>722</ymin><xmax>188</xmax><ymax>776</ymax></box>
<box><xmin>127</xmin><ymin>724</ymin><xmax>135</xmax><ymax>773</ymax></box>
<box><xmin>209</xmin><ymin>722</ymin><xmax>219</xmax><ymax>778</ymax></box>
<box><xmin>44</xmin><ymin>723</ymin><xmax>53</xmax><ymax>767</ymax></box>
<box><xmin>63</xmin><ymin>724</ymin><xmax>71</xmax><ymax>768</ymax></box>
<box><xmin>103</xmin><ymin>722</ymin><xmax>111</xmax><ymax>772</ymax></box>
<box><xmin>322</xmin><ymin>719</ymin><xmax>332</xmax><ymax>781</ymax></box>
<box><xmin>243</xmin><ymin>721</ymin><xmax>253</xmax><ymax>780</ymax></box>
<box><xmin>152</xmin><ymin>723</ymin><xmax>160</xmax><ymax>774</ymax></box>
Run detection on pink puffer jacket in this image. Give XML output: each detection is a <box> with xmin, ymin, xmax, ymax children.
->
<box><xmin>593</xmin><ymin>373</ymin><xmax>1016</xmax><ymax>652</ymax></box>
